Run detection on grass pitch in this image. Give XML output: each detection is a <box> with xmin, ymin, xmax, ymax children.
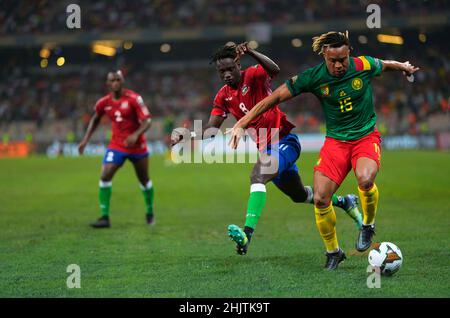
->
<box><xmin>0</xmin><ymin>151</ymin><xmax>449</xmax><ymax>297</ymax></box>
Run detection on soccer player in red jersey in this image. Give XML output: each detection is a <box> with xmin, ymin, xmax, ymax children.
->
<box><xmin>78</xmin><ymin>71</ymin><xmax>155</xmax><ymax>228</ymax></box>
<box><xmin>172</xmin><ymin>43</ymin><xmax>362</xmax><ymax>255</ymax></box>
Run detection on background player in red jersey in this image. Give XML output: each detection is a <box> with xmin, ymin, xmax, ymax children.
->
<box><xmin>172</xmin><ymin>43</ymin><xmax>362</xmax><ymax>255</ymax></box>
<box><xmin>78</xmin><ymin>71</ymin><xmax>155</xmax><ymax>228</ymax></box>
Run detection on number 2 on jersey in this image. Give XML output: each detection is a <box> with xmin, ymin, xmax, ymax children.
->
<box><xmin>339</xmin><ymin>97</ymin><xmax>353</xmax><ymax>113</ymax></box>
<box><xmin>114</xmin><ymin>110</ymin><xmax>123</xmax><ymax>122</ymax></box>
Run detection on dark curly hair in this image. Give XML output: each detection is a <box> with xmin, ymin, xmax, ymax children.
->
<box><xmin>210</xmin><ymin>44</ymin><xmax>237</xmax><ymax>64</ymax></box>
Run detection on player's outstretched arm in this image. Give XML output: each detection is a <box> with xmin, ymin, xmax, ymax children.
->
<box><xmin>381</xmin><ymin>60</ymin><xmax>420</xmax><ymax>77</ymax></box>
<box><xmin>235</xmin><ymin>42</ymin><xmax>280</xmax><ymax>77</ymax></box>
<box><xmin>171</xmin><ymin>115</ymin><xmax>225</xmax><ymax>146</ymax></box>
<box><xmin>228</xmin><ymin>83</ymin><xmax>293</xmax><ymax>149</ymax></box>
<box><xmin>78</xmin><ymin>112</ymin><xmax>101</xmax><ymax>155</ymax></box>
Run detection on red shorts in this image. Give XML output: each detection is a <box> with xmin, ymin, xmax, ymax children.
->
<box><xmin>314</xmin><ymin>129</ymin><xmax>382</xmax><ymax>186</ymax></box>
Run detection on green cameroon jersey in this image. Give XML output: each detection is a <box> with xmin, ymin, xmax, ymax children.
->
<box><xmin>286</xmin><ymin>55</ymin><xmax>383</xmax><ymax>141</ymax></box>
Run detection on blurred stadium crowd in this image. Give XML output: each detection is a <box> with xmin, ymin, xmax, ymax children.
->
<box><xmin>1</xmin><ymin>0</ymin><xmax>449</xmax><ymax>34</ymax></box>
<box><xmin>1</xmin><ymin>38</ymin><xmax>448</xmax><ymax>140</ymax></box>
<box><xmin>0</xmin><ymin>0</ymin><xmax>449</xmax><ymax>146</ymax></box>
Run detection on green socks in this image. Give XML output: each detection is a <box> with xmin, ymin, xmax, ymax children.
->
<box><xmin>140</xmin><ymin>180</ymin><xmax>155</xmax><ymax>216</ymax></box>
<box><xmin>99</xmin><ymin>181</ymin><xmax>112</xmax><ymax>217</ymax></box>
<box><xmin>244</xmin><ymin>183</ymin><xmax>267</xmax><ymax>230</ymax></box>
<box><xmin>98</xmin><ymin>180</ymin><xmax>154</xmax><ymax>218</ymax></box>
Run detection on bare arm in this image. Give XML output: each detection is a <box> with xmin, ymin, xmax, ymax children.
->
<box><xmin>78</xmin><ymin>112</ymin><xmax>102</xmax><ymax>155</ymax></box>
<box><xmin>236</xmin><ymin>42</ymin><xmax>280</xmax><ymax>78</ymax></box>
<box><xmin>135</xmin><ymin>118</ymin><xmax>152</xmax><ymax>135</ymax></box>
<box><xmin>381</xmin><ymin>60</ymin><xmax>420</xmax><ymax>75</ymax></box>
<box><xmin>171</xmin><ymin>114</ymin><xmax>225</xmax><ymax>146</ymax></box>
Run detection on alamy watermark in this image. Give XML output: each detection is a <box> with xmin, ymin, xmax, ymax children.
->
<box><xmin>366</xmin><ymin>265</ymin><xmax>381</xmax><ymax>288</ymax></box>
<box><xmin>65</xmin><ymin>3</ymin><xmax>380</xmax><ymax>30</ymax></box>
<box><xmin>366</xmin><ymin>4</ymin><xmax>381</xmax><ymax>29</ymax></box>
<box><xmin>171</xmin><ymin>120</ymin><xmax>281</xmax><ymax>175</ymax></box>
<box><xmin>66</xmin><ymin>264</ymin><xmax>81</xmax><ymax>288</ymax></box>
<box><xmin>66</xmin><ymin>4</ymin><xmax>81</xmax><ymax>29</ymax></box>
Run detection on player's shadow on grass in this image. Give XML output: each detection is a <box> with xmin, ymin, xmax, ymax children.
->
<box><xmin>244</xmin><ymin>253</ymin><xmax>365</xmax><ymax>272</ymax></box>
<box><xmin>348</xmin><ymin>243</ymin><xmax>379</xmax><ymax>257</ymax></box>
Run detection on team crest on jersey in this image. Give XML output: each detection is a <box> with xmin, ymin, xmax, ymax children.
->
<box><xmin>242</xmin><ymin>85</ymin><xmax>250</xmax><ymax>96</ymax></box>
<box><xmin>352</xmin><ymin>78</ymin><xmax>363</xmax><ymax>90</ymax></box>
<box><xmin>120</xmin><ymin>101</ymin><xmax>129</xmax><ymax>109</ymax></box>
<box><xmin>320</xmin><ymin>85</ymin><xmax>330</xmax><ymax>97</ymax></box>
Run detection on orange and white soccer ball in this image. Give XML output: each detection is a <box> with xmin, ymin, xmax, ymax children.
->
<box><xmin>368</xmin><ymin>242</ymin><xmax>403</xmax><ymax>276</ymax></box>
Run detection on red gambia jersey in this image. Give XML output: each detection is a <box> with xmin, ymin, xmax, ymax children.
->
<box><xmin>94</xmin><ymin>89</ymin><xmax>151</xmax><ymax>154</ymax></box>
<box><xmin>211</xmin><ymin>64</ymin><xmax>295</xmax><ymax>149</ymax></box>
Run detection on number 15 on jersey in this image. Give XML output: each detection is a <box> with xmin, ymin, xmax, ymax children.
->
<box><xmin>339</xmin><ymin>97</ymin><xmax>353</xmax><ymax>113</ymax></box>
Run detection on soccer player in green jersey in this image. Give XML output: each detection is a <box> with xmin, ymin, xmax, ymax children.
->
<box><xmin>228</xmin><ymin>31</ymin><xmax>419</xmax><ymax>269</ymax></box>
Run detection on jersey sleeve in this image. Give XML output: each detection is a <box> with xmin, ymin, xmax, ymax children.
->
<box><xmin>211</xmin><ymin>90</ymin><xmax>228</xmax><ymax>118</ymax></box>
<box><xmin>285</xmin><ymin>68</ymin><xmax>313</xmax><ymax>97</ymax></box>
<box><xmin>132</xmin><ymin>95</ymin><xmax>152</xmax><ymax>121</ymax></box>
<box><xmin>354</xmin><ymin>56</ymin><xmax>383</xmax><ymax>77</ymax></box>
<box><xmin>94</xmin><ymin>98</ymin><xmax>105</xmax><ymax>116</ymax></box>
<box><xmin>253</xmin><ymin>64</ymin><xmax>270</xmax><ymax>81</ymax></box>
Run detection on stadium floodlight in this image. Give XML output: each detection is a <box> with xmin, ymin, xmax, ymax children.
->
<box><xmin>358</xmin><ymin>35</ymin><xmax>368</xmax><ymax>44</ymax></box>
<box><xmin>418</xmin><ymin>33</ymin><xmax>427</xmax><ymax>43</ymax></box>
<box><xmin>291</xmin><ymin>38</ymin><xmax>303</xmax><ymax>47</ymax></box>
<box><xmin>92</xmin><ymin>44</ymin><xmax>117</xmax><ymax>56</ymax></box>
<box><xmin>123</xmin><ymin>41</ymin><xmax>133</xmax><ymax>50</ymax></box>
<box><xmin>40</xmin><ymin>48</ymin><xmax>50</xmax><ymax>59</ymax></box>
<box><xmin>40</xmin><ymin>59</ymin><xmax>48</xmax><ymax>68</ymax></box>
<box><xmin>248</xmin><ymin>40</ymin><xmax>259</xmax><ymax>49</ymax></box>
<box><xmin>377</xmin><ymin>34</ymin><xmax>404</xmax><ymax>45</ymax></box>
<box><xmin>91</xmin><ymin>40</ymin><xmax>121</xmax><ymax>57</ymax></box>
<box><xmin>56</xmin><ymin>57</ymin><xmax>65</xmax><ymax>66</ymax></box>
<box><xmin>160</xmin><ymin>43</ymin><xmax>171</xmax><ymax>53</ymax></box>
